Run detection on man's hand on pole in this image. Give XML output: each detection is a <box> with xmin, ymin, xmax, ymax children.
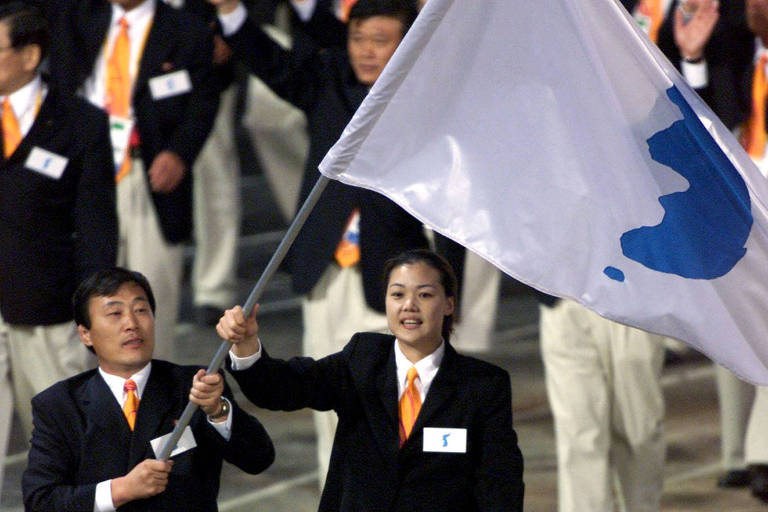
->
<box><xmin>216</xmin><ymin>305</ymin><xmax>260</xmax><ymax>358</ymax></box>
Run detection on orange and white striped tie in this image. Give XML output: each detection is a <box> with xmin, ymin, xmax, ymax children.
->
<box><xmin>123</xmin><ymin>379</ymin><xmax>140</xmax><ymax>430</ymax></box>
<box><xmin>741</xmin><ymin>54</ymin><xmax>768</xmax><ymax>160</ymax></box>
<box><xmin>635</xmin><ymin>0</ymin><xmax>663</xmax><ymax>44</ymax></box>
<box><xmin>398</xmin><ymin>366</ymin><xmax>422</xmax><ymax>446</ymax></box>
<box><xmin>106</xmin><ymin>17</ymin><xmax>133</xmax><ymax>181</ymax></box>
<box><xmin>2</xmin><ymin>97</ymin><xmax>22</xmax><ymax>158</ymax></box>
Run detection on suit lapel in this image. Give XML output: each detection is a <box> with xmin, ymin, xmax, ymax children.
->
<box><xmin>79</xmin><ymin>372</ymin><xmax>134</xmax><ymax>475</ymax></box>
<box><xmin>402</xmin><ymin>344</ymin><xmax>459</xmax><ymax>449</ymax></box>
<box><xmin>80</xmin><ymin>2</ymin><xmax>112</xmax><ymax>87</ymax></box>
<box><xmin>351</xmin><ymin>339</ymin><xmax>399</xmax><ymax>459</ymax></box>
<box><xmin>129</xmin><ymin>363</ymin><xmax>177</xmax><ymax>465</ymax></box>
<box><xmin>1</xmin><ymin>83</ymin><xmax>58</xmax><ymax>167</ymax></box>
<box><xmin>134</xmin><ymin>2</ymin><xmax>175</xmax><ymax>101</ymax></box>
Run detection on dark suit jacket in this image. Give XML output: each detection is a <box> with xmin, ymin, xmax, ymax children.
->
<box><xmin>225</xmin><ymin>12</ymin><xmax>428</xmax><ymax>312</ymax></box>
<box><xmin>227</xmin><ymin>333</ymin><xmax>525</xmax><ymax>511</ymax></box>
<box><xmin>48</xmin><ymin>0</ymin><xmax>219</xmax><ymax>244</ymax></box>
<box><xmin>22</xmin><ymin>360</ymin><xmax>275</xmax><ymax>512</ymax></box>
<box><xmin>621</xmin><ymin>0</ymin><xmax>753</xmax><ymax>130</ymax></box>
<box><xmin>0</xmin><ymin>81</ymin><xmax>117</xmax><ymax>326</ymax></box>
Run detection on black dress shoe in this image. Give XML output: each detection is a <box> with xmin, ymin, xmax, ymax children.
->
<box><xmin>750</xmin><ymin>464</ymin><xmax>768</xmax><ymax>503</ymax></box>
<box><xmin>717</xmin><ymin>469</ymin><xmax>751</xmax><ymax>488</ymax></box>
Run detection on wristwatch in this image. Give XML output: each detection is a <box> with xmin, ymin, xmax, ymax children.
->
<box><xmin>208</xmin><ymin>397</ymin><xmax>230</xmax><ymax>420</ymax></box>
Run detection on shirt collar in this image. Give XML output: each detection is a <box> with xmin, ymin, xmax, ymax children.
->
<box><xmin>1</xmin><ymin>74</ymin><xmax>42</xmax><ymax>118</ymax></box>
<box><xmin>99</xmin><ymin>361</ymin><xmax>152</xmax><ymax>403</ymax></box>
<box><xmin>111</xmin><ymin>0</ymin><xmax>156</xmax><ymax>29</ymax></box>
<box><xmin>394</xmin><ymin>339</ymin><xmax>445</xmax><ymax>389</ymax></box>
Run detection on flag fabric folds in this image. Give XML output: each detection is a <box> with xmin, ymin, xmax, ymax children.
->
<box><xmin>318</xmin><ymin>0</ymin><xmax>768</xmax><ymax>384</ymax></box>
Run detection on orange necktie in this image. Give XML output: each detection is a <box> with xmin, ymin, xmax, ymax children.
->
<box><xmin>106</xmin><ymin>17</ymin><xmax>132</xmax><ymax>181</ymax></box>
<box><xmin>334</xmin><ymin>209</ymin><xmax>360</xmax><ymax>267</ymax></box>
<box><xmin>2</xmin><ymin>97</ymin><xmax>22</xmax><ymax>159</ymax></box>
<box><xmin>635</xmin><ymin>0</ymin><xmax>663</xmax><ymax>44</ymax></box>
<box><xmin>741</xmin><ymin>54</ymin><xmax>768</xmax><ymax>159</ymax></box>
<box><xmin>123</xmin><ymin>379</ymin><xmax>140</xmax><ymax>430</ymax></box>
<box><xmin>398</xmin><ymin>366</ymin><xmax>422</xmax><ymax>446</ymax></box>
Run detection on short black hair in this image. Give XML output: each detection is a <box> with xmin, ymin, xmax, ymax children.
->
<box><xmin>382</xmin><ymin>249</ymin><xmax>458</xmax><ymax>342</ymax></box>
<box><xmin>348</xmin><ymin>0</ymin><xmax>418</xmax><ymax>36</ymax></box>
<box><xmin>0</xmin><ymin>2</ymin><xmax>49</xmax><ymax>64</ymax></box>
<box><xmin>73</xmin><ymin>268</ymin><xmax>156</xmax><ymax>329</ymax></box>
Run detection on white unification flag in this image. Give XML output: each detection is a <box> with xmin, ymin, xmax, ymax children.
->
<box><xmin>319</xmin><ymin>0</ymin><xmax>768</xmax><ymax>384</ymax></box>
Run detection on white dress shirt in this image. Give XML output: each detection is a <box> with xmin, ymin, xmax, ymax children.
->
<box><xmin>93</xmin><ymin>362</ymin><xmax>232</xmax><ymax>512</ymax></box>
<box><xmin>83</xmin><ymin>0</ymin><xmax>156</xmax><ymax>114</ymax></box>
<box><xmin>229</xmin><ymin>337</ymin><xmax>446</xmax><ymax>403</ymax></box>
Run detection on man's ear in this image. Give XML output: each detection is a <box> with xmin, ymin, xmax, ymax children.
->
<box><xmin>20</xmin><ymin>44</ymin><xmax>41</xmax><ymax>74</ymax></box>
<box><xmin>78</xmin><ymin>325</ymin><xmax>92</xmax><ymax>348</ymax></box>
<box><xmin>444</xmin><ymin>296</ymin><xmax>455</xmax><ymax>316</ymax></box>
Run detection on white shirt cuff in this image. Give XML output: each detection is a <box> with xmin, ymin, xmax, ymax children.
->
<box><xmin>681</xmin><ymin>59</ymin><xmax>708</xmax><ymax>89</ymax></box>
<box><xmin>291</xmin><ymin>0</ymin><xmax>318</xmax><ymax>22</ymax></box>
<box><xmin>94</xmin><ymin>480</ymin><xmax>116</xmax><ymax>512</ymax></box>
<box><xmin>229</xmin><ymin>340</ymin><xmax>262</xmax><ymax>371</ymax></box>
<box><xmin>218</xmin><ymin>2</ymin><xmax>248</xmax><ymax>37</ymax></box>
<box><xmin>207</xmin><ymin>397</ymin><xmax>233</xmax><ymax>441</ymax></box>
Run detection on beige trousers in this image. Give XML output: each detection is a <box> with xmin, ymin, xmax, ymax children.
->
<box><xmin>745</xmin><ymin>386</ymin><xmax>768</xmax><ymax>464</ymax></box>
<box><xmin>302</xmin><ymin>264</ymin><xmax>389</xmax><ymax>488</ymax></box>
<box><xmin>0</xmin><ymin>314</ymin><xmax>89</xmax><ymax>487</ymax></box>
<box><xmin>117</xmin><ymin>160</ymin><xmax>183</xmax><ymax>361</ymax></box>
<box><xmin>716</xmin><ymin>365</ymin><xmax>753</xmax><ymax>470</ymax></box>
<box><xmin>540</xmin><ymin>299</ymin><xmax>665</xmax><ymax>512</ymax></box>
<box><xmin>450</xmin><ymin>250</ymin><xmax>500</xmax><ymax>353</ymax></box>
<box><xmin>192</xmin><ymin>84</ymin><xmax>241</xmax><ymax>309</ymax></box>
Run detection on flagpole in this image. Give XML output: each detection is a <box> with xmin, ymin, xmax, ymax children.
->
<box><xmin>157</xmin><ymin>174</ymin><xmax>330</xmax><ymax>460</ymax></box>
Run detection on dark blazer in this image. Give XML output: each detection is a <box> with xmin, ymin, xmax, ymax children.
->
<box><xmin>49</xmin><ymin>0</ymin><xmax>219</xmax><ymax>244</ymax></box>
<box><xmin>227</xmin><ymin>333</ymin><xmax>525</xmax><ymax>511</ymax></box>
<box><xmin>22</xmin><ymin>359</ymin><xmax>275</xmax><ymax>512</ymax></box>
<box><xmin>621</xmin><ymin>0</ymin><xmax>753</xmax><ymax>129</ymax></box>
<box><xmin>0</xmin><ymin>81</ymin><xmax>117</xmax><ymax>326</ymax></box>
<box><xmin>225</xmin><ymin>12</ymin><xmax>428</xmax><ymax>312</ymax></box>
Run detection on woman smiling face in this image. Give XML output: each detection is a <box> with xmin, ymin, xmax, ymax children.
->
<box><xmin>385</xmin><ymin>261</ymin><xmax>455</xmax><ymax>362</ymax></box>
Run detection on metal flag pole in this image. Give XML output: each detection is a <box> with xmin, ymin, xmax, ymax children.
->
<box><xmin>157</xmin><ymin>175</ymin><xmax>330</xmax><ymax>460</ymax></box>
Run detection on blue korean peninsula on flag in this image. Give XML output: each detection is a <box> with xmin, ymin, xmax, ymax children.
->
<box><xmin>318</xmin><ymin>0</ymin><xmax>768</xmax><ymax>384</ymax></box>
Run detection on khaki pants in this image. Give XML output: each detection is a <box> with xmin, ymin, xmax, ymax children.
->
<box><xmin>117</xmin><ymin>160</ymin><xmax>183</xmax><ymax>361</ymax></box>
<box><xmin>716</xmin><ymin>365</ymin><xmax>753</xmax><ymax>470</ymax></box>
<box><xmin>0</xmin><ymin>314</ymin><xmax>90</xmax><ymax>487</ymax></box>
<box><xmin>540</xmin><ymin>300</ymin><xmax>665</xmax><ymax>512</ymax></box>
<box><xmin>192</xmin><ymin>84</ymin><xmax>241</xmax><ymax>309</ymax></box>
<box><xmin>451</xmin><ymin>250</ymin><xmax>500</xmax><ymax>353</ymax></box>
<box><xmin>746</xmin><ymin>386</ymin><xmax>768</xmax><ymax>464</ymax></box>
<box><xmin>302</xmin><ymin>264</ymin><xmax>389</xmax><ymax>488</ymax></box>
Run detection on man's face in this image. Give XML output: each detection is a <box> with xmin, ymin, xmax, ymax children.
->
<box><xmin>747</xmin><ymin>0</ymin><xmax>768</xmax><ymax>42</ymax></box>
<box><xmin>0</xmin><ymin>21</ymin><xmax>38</xmax><ymax>96</ymax></box>
<box><xmin>347</xmin><ymin>15</ymin><xmax>404</xmax><ymax>86</ymax></box>
<box><xmin>79</xmin><ymin>282</ymin><xmax>155</xmax><ymax>378</ymax></box>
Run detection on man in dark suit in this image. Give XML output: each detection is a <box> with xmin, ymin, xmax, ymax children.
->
<box><xmin>22</xmin><ymin>267</ymin><xmax>274</xmax><ymax>511</ymax></box>
<box><xmin>0</xmin><ymin>1</ymin><xmax>117</xmax><ymax>488</ymax></box>
<box><xmin>47</xmin><ymin>0</ymin><xmax>220</xmax><ymax>359</ymax></box>
<box><xmin>208</xmin><ymin>0</ymin><xmax>428</xmax><ymax>481</ymax></box>
<box><xmin>217</xmin><ymin>249</ymin><xmax>524</xmax><ymax>511</ymax></box>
